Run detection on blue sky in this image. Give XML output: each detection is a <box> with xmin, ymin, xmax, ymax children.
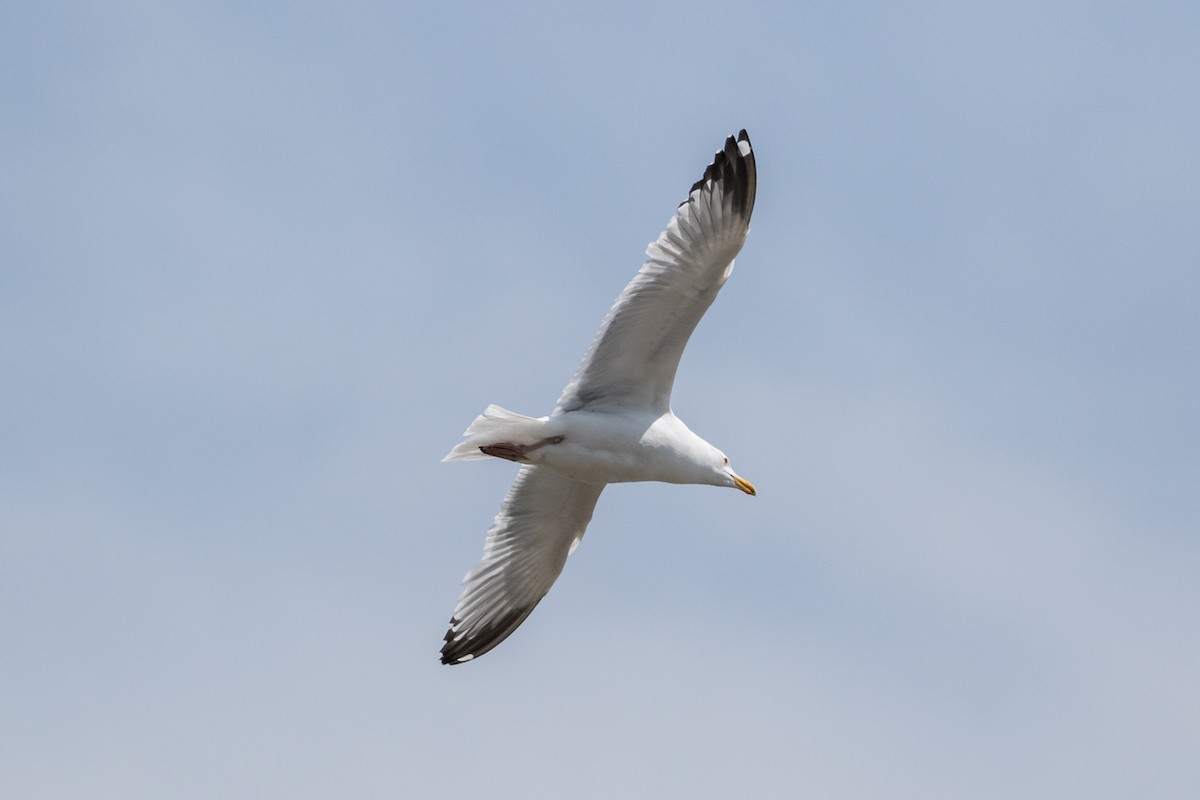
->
<box><xmin>3</xmin><ymin>1</ymin><xmax>1198</xmax><ymax>797</ymax></box>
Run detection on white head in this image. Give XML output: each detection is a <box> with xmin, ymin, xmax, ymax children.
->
<box><xmin>710</xmin><ymin>446</ymin><xmax>756</xmax><ymax>495</ymax></box>
<box><xmin>644</xmin><ymin>413</ymin><xmax>756</xmax><ymax>494</ymax></box>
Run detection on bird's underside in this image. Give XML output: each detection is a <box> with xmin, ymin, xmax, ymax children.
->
<box><xmin>440</xmin><ymin>130</ymin><xmax>757</xmax><ymax>664</ymax></box>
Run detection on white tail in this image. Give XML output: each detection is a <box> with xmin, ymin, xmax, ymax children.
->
<box><xmin>442</xmin><ymin>405</ymin><xmax>550</xmax><ymax>462</ymax></box>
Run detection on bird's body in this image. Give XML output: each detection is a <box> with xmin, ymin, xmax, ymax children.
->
<box><xmin>448</xmin><ymin>405</ymin><xmax>735</xmax><ymax>487</ymax></box>
<box><xmin>440</xmin><ymin>130</ymin><xmax>758</xmax><ymax>664</ymax></box>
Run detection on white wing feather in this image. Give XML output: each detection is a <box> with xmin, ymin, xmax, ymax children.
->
<box><xmin>555</xmin><ymin>130</ymin><xmax>756</xmax><ymax>415</ymax></box>
<box><xmin>440</xmin><ymin>466</ymin><xmax>605</xmax><ymax>664</ymax></box>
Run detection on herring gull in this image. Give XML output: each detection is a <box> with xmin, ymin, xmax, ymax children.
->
<box><xmin>440</xmin><ymin>130</ymin><xmax>758</xmax><ymax>664</ymax></box>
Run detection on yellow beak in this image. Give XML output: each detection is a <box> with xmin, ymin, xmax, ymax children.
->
<box><xmin>732</xmin><ymin>475</ymin><xmax>757</xmax><ymax>496</ymax></box>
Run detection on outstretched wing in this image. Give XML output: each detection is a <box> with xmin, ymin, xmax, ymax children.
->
<box><xmin>441</xmin><ymin>466</ymin><xmax>605</xmax><ymax>664</ymax></box>
<box><xmin>554</xmin><ymin>130</ymin><xmax>756</xmax><ymax>415</ymax></box>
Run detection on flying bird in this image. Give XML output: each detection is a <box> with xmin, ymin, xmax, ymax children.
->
<box><xmin>440</xmin><ymin>130</ymin><xmax>758</xmax><ymax>664</ymax></box>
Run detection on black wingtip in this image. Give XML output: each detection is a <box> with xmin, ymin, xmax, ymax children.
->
<box><xmin>682</xmin><ymin>129</ymin><xmax>757</xmax><ymax>221</ymax></box>
<box><xmin>439</xmin><ymin>606</ymin><xmax>537</xmax><ymax>665</ymax></box>
<box><xmin>440</xmin><ymin>617</ymin><xmax>467</xmax><ymax>664</ymax></box>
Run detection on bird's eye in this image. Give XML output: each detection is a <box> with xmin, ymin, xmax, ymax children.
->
<box><xmin>723</xmin><ymin>456</ymin><xmax>729</xmax><ymax>465</ymax></box>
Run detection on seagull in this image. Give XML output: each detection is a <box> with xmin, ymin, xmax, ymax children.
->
<box><xmin>440</xmin><ymin>130</ymin><xmax>758</xmax><ymax>664</ymax></box>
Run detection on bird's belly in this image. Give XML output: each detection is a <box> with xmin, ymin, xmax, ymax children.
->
<box><xmin>533</xmin><ymin>445</ymin><xmax>644</xmax><ymax>484</ymax></box>
<box><xmin>526</xmin><ymin>412</ymin><xmax>655</xmax><ymax>484</ymax></box>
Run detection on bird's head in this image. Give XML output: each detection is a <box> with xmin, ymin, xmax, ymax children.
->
<box><xmin>713</xmin><ymin>449</ymin><xmax>756</xmax><ymax>496</ymax></box>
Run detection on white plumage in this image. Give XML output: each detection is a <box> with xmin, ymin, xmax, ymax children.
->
<box><xmin>441</xmin><ymin>130</ymin><xmax>758</xmax><ymax>664</ymax></box>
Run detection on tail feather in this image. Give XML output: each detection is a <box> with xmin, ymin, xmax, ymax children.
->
<box><xmin>443</xmin><ymin>405</ymin><xmax>549</xmax><ymax>462</ymax></box>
